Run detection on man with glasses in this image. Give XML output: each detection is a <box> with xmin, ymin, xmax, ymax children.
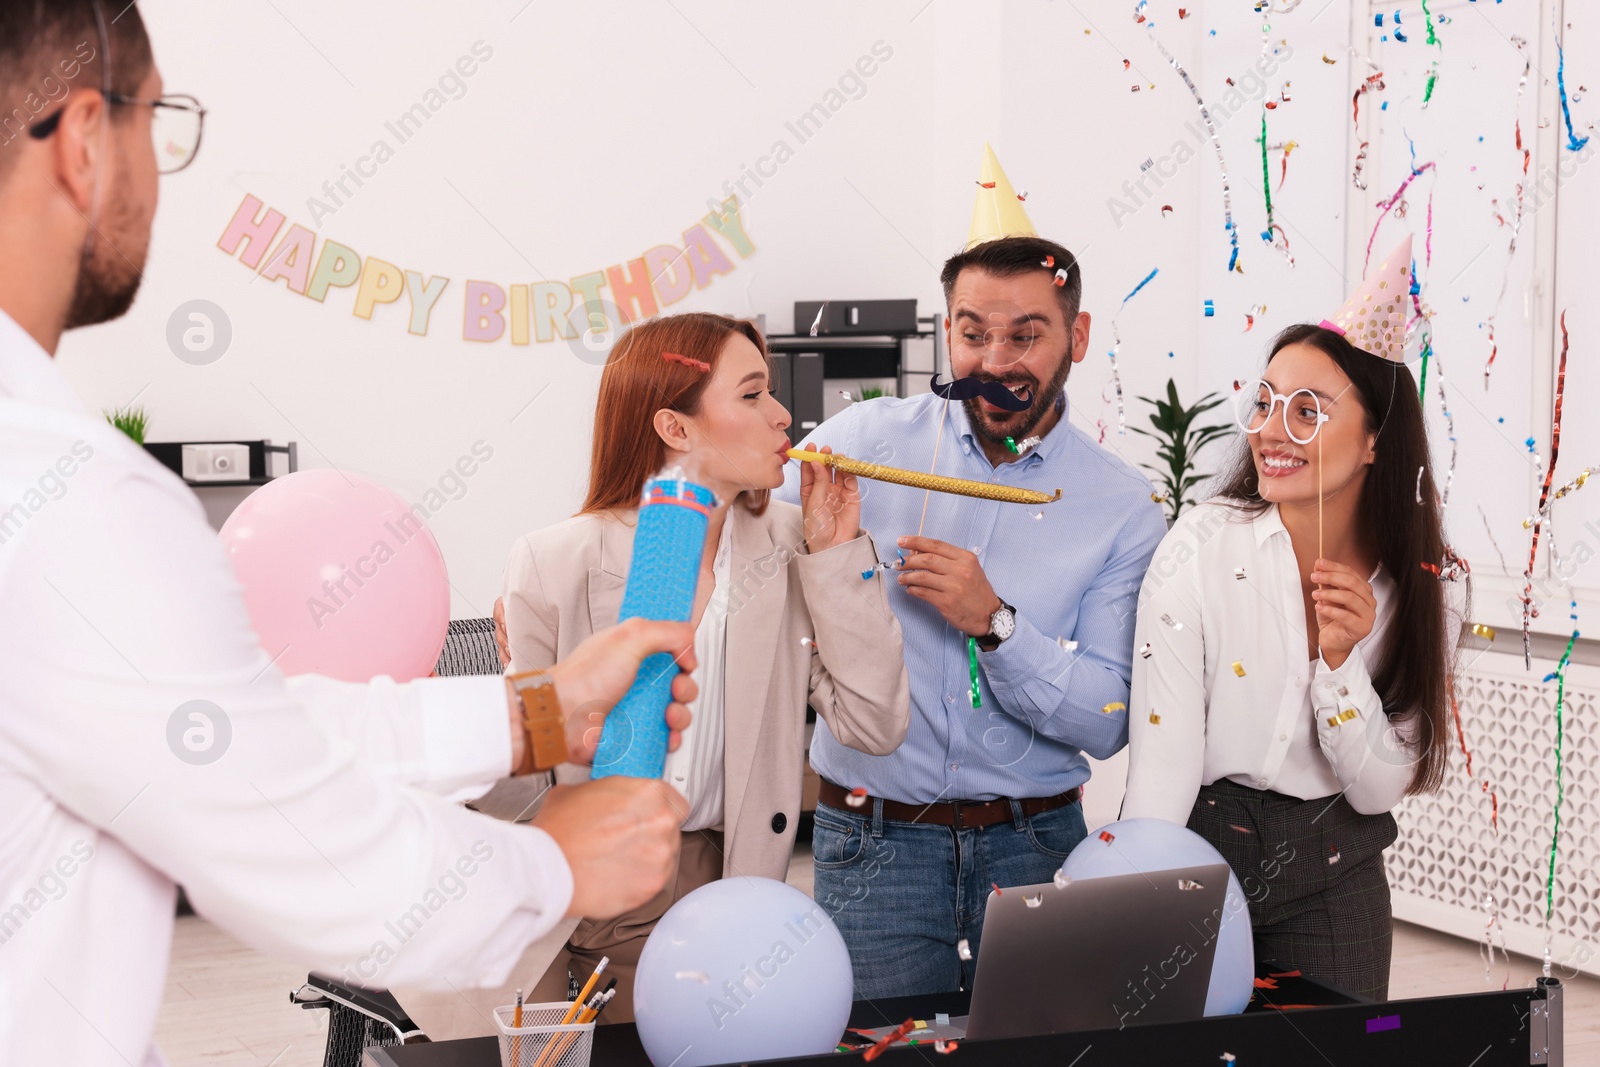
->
<box><xmin>0</xmin><ymin>5</ymin><xmax>698</xmax><ymax>1063</ymax></box>
<box><xmin>776</xmin><ymin>233</ymin><xmax>1168</xmax><ymax>998</ymax></box>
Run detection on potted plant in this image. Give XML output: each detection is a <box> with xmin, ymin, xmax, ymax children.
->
<box><xmin>104</xmin><ymin>405</ymin><xmax>150</xmax><ymax>444</ymax></box>
<box><xmin>1130</xmin><ymin>378</ymin><xmax>1233</xmax><ymax>521</ymax></box>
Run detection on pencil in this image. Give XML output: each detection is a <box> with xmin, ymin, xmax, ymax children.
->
<box><xmin>537</xmin><ymin>986</ymin><xmax>607</xmax><ymax>1067</ymax></box>
<box><xmin>560</xmin><ymin>957</ymin><xmax>608</xmax><ymax>1025</ymax></box>
<box><xmin>512</xmin><ymin>988</ymin><xmax>523</xmax><ymax>1066</ymax></box>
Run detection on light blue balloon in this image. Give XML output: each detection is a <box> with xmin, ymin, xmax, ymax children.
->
<box><xmin>633</xmin><ymin>877</ymin><xmax>853</xmax><ymax>1067</ymax></box>
<box><xmin>1059</xmin><ymin>818</ymin><xmax>1255</xmax><ymax>1015</ymax></box>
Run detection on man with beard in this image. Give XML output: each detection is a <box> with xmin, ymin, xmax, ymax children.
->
<box><xmin>0</xmin><ymin>5</ymin><xmax>697</xmax><ymax>1063</ymax></box>
<box><xmin>777</xmin><ymin>233</ymin><xmax>1167</xmax><ymax>998</ymax></box>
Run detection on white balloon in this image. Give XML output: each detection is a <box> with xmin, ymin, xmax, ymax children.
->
<box><xmin>634</xmin><ymin>877</ymin><xmax>853</xmax><ymax>1067</ymax></box>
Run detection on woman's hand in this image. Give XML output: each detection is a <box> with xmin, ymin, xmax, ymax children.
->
<box><xmin>1311</xmin><ymin>558</ymin><xmax>1376</xmax><ymax>670</ymax></box>
<box><xmin>799</xmin><ymin>444</ymin><xmax>861</xmax><ymax>554</ymax></box>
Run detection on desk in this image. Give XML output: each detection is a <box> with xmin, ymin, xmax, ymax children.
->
<box><xmin>364</xmin><ymin>964</ymin><xmax>1565</xmax><ymax>1066</ymax></box>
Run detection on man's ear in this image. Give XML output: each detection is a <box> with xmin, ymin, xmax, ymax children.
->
<box><xmin>52</xmin><ymin>89</ymin><xmax>110</xmax><ymax>214</ymax></box>
<box><xmin>1071</xmin><ymin>311</ymin><xmax>1092</xmax><ymax>363</ymax></box>
<box><xmin>653</xmin><ymin>408</ymin><xmax>692</xmax><ymax>454</ymax></box>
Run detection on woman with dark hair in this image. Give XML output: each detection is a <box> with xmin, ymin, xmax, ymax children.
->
<box><xmin>1122</xmin><ymin>239</ymin><xmax>1463</xmax><ymax>1000</ymax></box>
<box><xmin>501</xmin><ymin>311</ymin><xmax>910</xmax><ymax>1019</ymax></box>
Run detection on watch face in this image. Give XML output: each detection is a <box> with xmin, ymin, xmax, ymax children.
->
<box><xmin>992</xmin><ymin>607</ymin><xmax>1015</xmax><ymax>641</ymax></box>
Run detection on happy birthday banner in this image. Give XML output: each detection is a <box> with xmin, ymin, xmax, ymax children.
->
<box><xmin>214</xmin><ymin>193</ymin><xmax>755</xmax><ymax>342</ymax></box>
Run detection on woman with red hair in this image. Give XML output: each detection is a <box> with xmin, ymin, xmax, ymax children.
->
<box><xmin>503</xmin><ymin>312</ymin><xmax>910</xmax><ymax>1019</ymax></box>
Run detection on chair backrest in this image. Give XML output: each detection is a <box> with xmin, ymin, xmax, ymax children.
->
<box><xmin>434</xmin><ymin>617</ymin><xmax>503</xmax><ymax>677</ymax></box>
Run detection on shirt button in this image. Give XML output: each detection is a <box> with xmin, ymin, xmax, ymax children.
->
<box><xmin>771</xmin><ymin>812</ymin><xmax>787</xmax><ymax>834</ymax></box>
<box><xmin>1279</xmin><ymin>734</ymin><xmax>1288</xmax><ymax>742</ymax></box>
<box><xmin>1256</xmin><ymin>777</ymin><xmax>1269</xmax><ymax>788</ymax></box>
<box><xmin>950</xmin><ymin>762</ymin><xmax>960</xmax><ymax>771</ymax></box>
<box><xmin>945</xmin><ymin>693</ymin><xmax>956</xmax><ymax>704</ymax></box>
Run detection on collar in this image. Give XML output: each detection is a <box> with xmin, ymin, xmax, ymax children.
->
<box><xmin>600</xmin><ymin>496</ymin><xmax>775</xmax><ymax>577</ymax></box>
<box><xmin>0</xmin><ymin>308</ymin><xmax>86</xmax><ymax>415</ymax></box>
<box><xmin>1252</xmin><ymin>502</ymin><xmax>1288</xmax><ymax>547</ymax></box>
<box><xmin>952</xmin><ymin>391</ymin><xmax>1071</xmax><ymax>466</ymax></box>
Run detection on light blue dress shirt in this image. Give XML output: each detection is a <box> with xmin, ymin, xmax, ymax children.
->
<box><xmin>777</xmin><ymin>392</ymin><xmax>1168</xmax><ymax>804</ymax></box>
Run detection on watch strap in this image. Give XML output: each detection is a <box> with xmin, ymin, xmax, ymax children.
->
<box><xmin>506</xmin><ymin>670</ymin><xmax>568</xmax><ymax>775</ymax></box>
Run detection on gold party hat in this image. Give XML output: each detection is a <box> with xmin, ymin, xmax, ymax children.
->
<box><xmin>968</xmin><ymin>143</ymin><xmax>1037</xmax><ymax>247</ymax></box>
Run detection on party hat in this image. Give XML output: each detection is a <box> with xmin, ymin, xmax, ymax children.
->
<box><xmin>968</xmin><ymin>143</ymin><xmax>1037</xmax><ymax>247</ymax></box>
<box><xmin>1319</xmin><ymin>235</ymin><xmax>1413</xmax><ymax>361</ymax></box>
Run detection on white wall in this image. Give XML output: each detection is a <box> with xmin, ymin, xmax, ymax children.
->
<box><xmin>56</xmin><ymin>0</ymin><xmax>1351</xmax><ymax>616</ymax></box>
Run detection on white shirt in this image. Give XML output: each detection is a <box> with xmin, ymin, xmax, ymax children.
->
<box><xmin>1123</xmin><ymin>501</ymin><xmax>1461</xmax><ymax>823</ymax></box>
<box><xmin>0</xmin><ymin>310</ymin><xmax>573</xmax><ymax>1066</ymax></box>
<box><xmin>662</xmin><ymin>516</ymin><xmax>731</xmax><ymax>832</ymax></box>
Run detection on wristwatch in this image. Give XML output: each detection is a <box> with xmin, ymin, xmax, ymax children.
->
<box><xmin>505</xmin><ymin>669</ymin><xmax>569</xmax><ymax>775</ymax></box>
<box><xmin>976</xmin><ymin>600</ymin><xmax>1016</xmax><ymax>653</ymax></box>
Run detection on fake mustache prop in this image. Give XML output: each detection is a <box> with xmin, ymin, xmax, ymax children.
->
<box><xmin>930</xmin><ymin>374</ymin><xmax>1033</xmax><ymax>411</ymax></box>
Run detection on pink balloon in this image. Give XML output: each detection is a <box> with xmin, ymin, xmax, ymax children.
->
<box><xmin>219</xmin><ymin>469</ymin><xmax>450</xmax><ymax>682</ymax></box>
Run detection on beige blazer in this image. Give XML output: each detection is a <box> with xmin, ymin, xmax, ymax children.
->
<box><xmin>502</xmin><ymin>500</ymin><xmax>910</xmax><ymax>882</ymax></box>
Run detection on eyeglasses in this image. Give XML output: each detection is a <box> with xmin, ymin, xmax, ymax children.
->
<box><xmin>1234</xmin><ymin>379</ymin><xmax>1331</xmax><ymax>445</ymax></box>
<box><xmin>29</xmin><ymin>92</ymin><xmax>207</xmax><ymax>174</ymax></box>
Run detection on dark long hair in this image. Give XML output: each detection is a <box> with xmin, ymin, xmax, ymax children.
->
<box><xmin>1211</xmin><ymin>323</ymin><xmax>1459</xmax><ymax>795</ymax></box>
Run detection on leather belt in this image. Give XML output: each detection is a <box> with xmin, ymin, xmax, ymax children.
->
<box><xmin>818</xmin><ymin>779</ymin><xmax>1081</xmax><ymax>830</ymax></box>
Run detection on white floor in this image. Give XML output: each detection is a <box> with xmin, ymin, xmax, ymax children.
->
<box><xmin>154</xmin><ymin>840</ymin><xmax>1600</xmax><ymax>1066</ymax></box>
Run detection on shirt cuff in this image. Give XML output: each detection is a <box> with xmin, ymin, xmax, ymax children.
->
<box><xmin>517</xmin><ymin>823</ymin><xmax>576</xmax><ymax>928</ymax></box>
<box><xmin>1311</xmin><ymin>645</ymin><xmax>1380</xmax><ymax>725</ymax></box>
<box><xmin>419</xmin><ymin>674</ymin><xmax>515</xmax><ymax>794</ymax></box>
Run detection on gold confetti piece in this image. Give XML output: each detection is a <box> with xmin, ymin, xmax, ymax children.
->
<box><xmin>1471</xmin><ymin>623</ymin><xmax>1497</xmax><ymax>641</ymax></box>
<box><xmin>1232</xmin><ymin>661</ymin><xmax>1246</xmax><ymax>676</ymax></box>
<box><xmin>788</xmin><ymin>449</ymin><xmax>1062</xmax><ymax>505</ymax></box>
<box><xmin>1149</xmin><ymin>712</ymin><xmax>1162</xmax><ymax>724</ymax></box>
<box><xmin>1322</xmin><ymin>53</ymin><xmax>1337</xmax><ymax>64</ymax></box>
<box><xmin>1103</xmin><ymin>701</ymin><xmax>1127</xmax><ymax>714</ymax></box>
<box><xmin>1326</xmin><ymin>707</ymin><xmax>1359</xmax><ymax>727</ymax></box>
<box><xmin>1151</xmin><ymin>491</ymin><xmax>1171</xmax><ymax>503</ymax></box>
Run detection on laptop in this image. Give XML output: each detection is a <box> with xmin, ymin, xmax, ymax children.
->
<box><xmin>955</xmin><ymin>862</ymin><xmax>1232</xmax><ymax>1039</ymax></box>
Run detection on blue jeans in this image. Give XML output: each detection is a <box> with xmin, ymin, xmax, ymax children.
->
<box><xmin>812</xmin><ymin>797</ymin><xmax>1087</xmax><ymax>1000</ymax></box>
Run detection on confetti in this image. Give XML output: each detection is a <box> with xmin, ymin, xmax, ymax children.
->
<box><xmin>1177</xmin><ymin>878</ymin><xmax>1204</xmax><ymax>891</ymax></box>
<box><xmin>1139</xmin><ymin>642</ymin><xmax>1153</xmax><ymax>658</ymax></box>
<box><xmin>847</xmin><ymin>786</ymin><xmax>869</xmax><ymax>809</ymax></box>
<box><xmin>1040</xmin><ymin>255</ymin><xmax>1055</xmax><ymax>268</ymax></box>
<box><xmin>1471</xmin><ymin>623</ymin><xmax>1496</xmax><ymax>641</ymax></box>
<box><xmin>1233</xmin><ymin>567</ymin><xmax>1246</xmax><ymax>580</ymax></box>
<box><xmin>1243</xmin><ymin>304</ymin><xmax>1265</xmax><ymax>332</ymax></box>
<box><xmin>1149</xmin><ymin>712</ymin><xmax>1162</xmax><ymax>724</ymax></box>
<box><xmin>1160</xmin><ymin>612</ymin><xmax>1184</xmax><ymax>630</ymax></box>
<box><xmin>1322</xmin><ymin>53</ymin><xmax>1337</xmax><ymax>64</ymax></box>
<box><xmin>1161</xmin><ymin>204</ymin><xmax>1174</xmax><ymax>216</ymax></box>
<box><xmin>1325</xmin><ymin>708</ymin><xmax>1358</xmax><ymax>728</ymax></box>
<box><xmin>861</xmin><ymin>567</ymin><xmax>875</xmax><ymax>580</ymax></box>
<box><xmin>1099</xmin><ymin>830</ymin><xmax>1115</xmax><ymax>843</ymax></box>
<box><xmin>1136</xmin><ymin>1</ymin><xmax>1240</xmax><ymax>271</ymax></box>
<box><xmin>801</xmin><ymin>636</ymin><xmax>816</xmax><ymax>652</ymax></box>
<box><xmin>1232</xmin><ymin>661</ymin><xmax>1246</xmax><ymax>676</ymax></box>
<box><xmin>1151</xmin><ymin>491</ymin><xmax>1170</xmax><ymax>504</ymax></box>
<box><xmin>1255</xmin><ymin>114</ymin><xmax>1295</xmax><ymax>266</ymax></box>
<box><xmin>1104</xmin><ymin>268</ymin><xmax>1160</xmax><ymax>435</ymax></box>
<box><xmin>992</xmin><ymin>882</ymin><xmax>1002</xmax><ymax>896</ymax></box>
<box><xmin>957</xmin><ymin>939</ymin><xmax>972</xmax><ymax>960</ymax></box>
<box><xmin>1328</xmin><ymin>848</ymin><xmax>1342</xmax><ymax>865</ymax></box>
<box><xmin>1203</xmin><ymin>299</ymin><xmax>1216</xmax><ymax>317</ymax></box>
<box><xmin>934</xmin><ymin>1040</ymin><xmax>959</xmax><ymax>1054</ymax></box>
<box><xmin>1059</xmin><ymin>638</ymin><xmax>1079</xmax><ymax>653</ymax></box>
<box><xmin>864</xmin><ymin>1019</ymin><xmax>918</xmax><ymax>1062</ymax></box>
<box><xmin>1024</xmin><ymin>892</ymin><xmax>1044</xmax><ymax>908</ymax></box>
<box><xmin>1350</xmin><ymin>70</ymin><xmax>1387</xmax><ymax>189</ymax></box>
<box><xmin>1053</xmin><ymin>267</ymin><xmax>1070</xmax><ymax>287</ymax></box>
<box><xmin>1229</xmin><ymin>824</ymin><xmax>1254</xmax><ymax>834</ymax></box>
<box><xmin>1102</xmin><ymin>701</ymin><xmax>1126</xmax><ymax>714</ymax></box>
<box><xmin>662</xmin><ymin>351</ymin><xmax>710</xmax><ymax>372</ymax></box>
<box><xmin>1030</xmin><ymin>510</ymin><xmax>1043</xmax><ymax>520</ymax></box>
<box><xmin>1053</xmin><ymin>869</ymin><xmax>1072</xmax><ymax>889</ymax></box>
<box><xmin>675</xmin><ymin>970</ymin><xmax>711</xmax><ymax>983</ymax></box>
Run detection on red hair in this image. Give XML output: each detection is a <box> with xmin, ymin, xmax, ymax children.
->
<box><xmin>580</xmin><ymin>313</ymin><xmax>772</xmax><ymax>517</ymax></box>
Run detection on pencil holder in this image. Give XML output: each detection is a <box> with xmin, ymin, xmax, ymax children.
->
<box><xmin>589</xmin><ymin>474</ymin><xmax>715</xmax><ymax>780</ymax></box>
<box><xmin>495</xmin><ymin>1002</ymin><xmax>595</xmax><ymax>1067</ymax></box>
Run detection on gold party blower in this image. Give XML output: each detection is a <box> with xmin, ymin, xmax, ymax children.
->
<box><xmin>787</xmin><ymin>449</ymin><xmax>1062</xmax><ymax>506</ymax></box>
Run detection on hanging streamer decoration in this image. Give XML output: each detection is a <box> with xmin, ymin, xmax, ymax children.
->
<box><xmin>1256</xmin><ymin>114</ymin><xmax>1296</xmax><ymax>266</ymax></box>
<box><xmin>1541</xmin><ymin>589</ymin><xmax>1578</xmax><ymax>965</ymax></box>
<box><xmin>1419</xmin><ymin>0</ymin><xmax>1442</xmax><ymax>108</ymax></box>
<box><xmin>1557</xmin><ymin>37</ymin><xmax>1591</xmax><ymax>153</ymax></box>
<box><xmin>1350</xmin><ymin>65</ymin><xmax>1386</xmax><ymax>190</ymax></box>
<box><xmin>1484</xmin><ymin>36</ymin><xmax>1533</xmax><ymax>390</ymax></box>
<box><xmin>1136</xmin><ymin>1</ymin><xmax>1241</xmax><ymax>272</ymax></box>
<box><xmin>1365</xmin><ymin>161</ymin><xmax>1436</xmax><ymax>273</ymax></box>
<box><xmin>1519</xmin><ymin>311</ymin><xmax>1571</xmax><ymax>669</ymax></box>
<box><xmin>1104</xmin><ymin>267</ymin><xmax>1161</xmax><ymax>436</ymax></box>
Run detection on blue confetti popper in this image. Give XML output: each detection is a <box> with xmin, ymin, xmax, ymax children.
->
<box><xmin>589</xmin><ymin>475</ymin><xmax>716</xmax><ymax>779</ymax></box>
